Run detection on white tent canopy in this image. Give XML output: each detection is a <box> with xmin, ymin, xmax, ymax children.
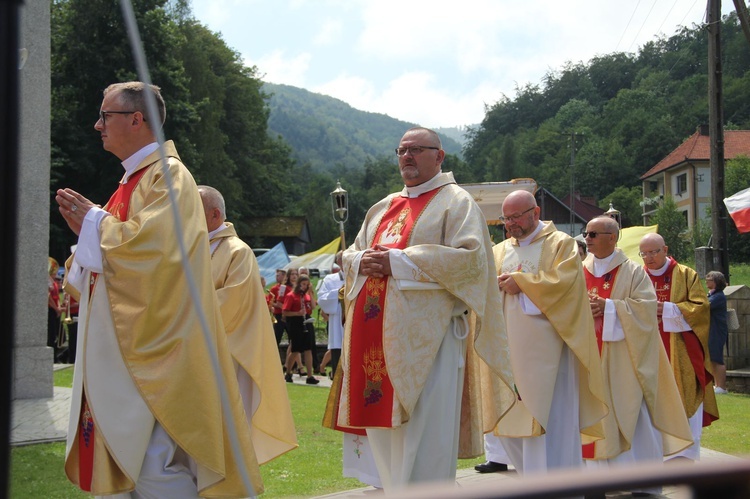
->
<box><xmin>459</xmin><ymin>178</ymin><xmax>538</xmax><ymax>225</ymax></box>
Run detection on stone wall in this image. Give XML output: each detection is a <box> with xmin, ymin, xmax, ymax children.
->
<box><xmin>725</xmin><ymin>284</ymin><xmax>750</xmax><ymax>371</ymax></box>
<box><xmin>13</xmin><ymin>0</ymin><xmax>53</xmax><ymax>399</ymax></box>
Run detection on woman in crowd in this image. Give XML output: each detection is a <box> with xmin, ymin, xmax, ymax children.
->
<box><xmin>706</xmin><ymin>270</ymin><xmax>729</xmax><ymax>394</ymax></box>
<box><xmin>283</xmin><ymin>275</ymin><xmax>319</xmax><ymax>385</ymax></box>
<box><xmin>299</xmin><ymin>267</ymin><xmax>321</xmax><ymax>374</ymax></box>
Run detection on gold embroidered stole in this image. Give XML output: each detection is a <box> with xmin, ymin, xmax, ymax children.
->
<box><xmin>346</xmin><ymin>189</ymin><xmax>440</xmax><ymax>428</ymax></box>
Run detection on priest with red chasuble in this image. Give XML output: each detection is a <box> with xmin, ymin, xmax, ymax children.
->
<box><xmin>582</xmin><ymin>216</ymin><xmax>692</xmax><ymax>496</ymax></box>
<box><xmin>55</xmin><ymin>82</ymin><xmax>261</xmax><ymax>497</ymax></box>
<box><xmin>335</xmin><ymin>127</ymin><xmax>517</xmax><ymax>491</ymax></box>
<box><xmin>640</xmin><ymin>232</ymin><xmax>719</xmax><ymax>462</ymax></box>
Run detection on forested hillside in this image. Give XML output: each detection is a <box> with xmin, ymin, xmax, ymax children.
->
<box><xmin>264</xmin><ymin>83</ymin><xmax>463</xmax><ymax>172</ymax></box>
<box><xmin>49</xmin><ymin>2</ymin><xmax>750</xmax><ymax>257</ymax></box>
<box><xmin>464</xmin><ymin>12</ymin><xmax>750</xmax><ymax>206</ymax></box>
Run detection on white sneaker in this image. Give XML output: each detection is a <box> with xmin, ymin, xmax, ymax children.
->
<box><xmin>303</xmin><ymin>317</ymin><xmax>315</xmax><ymax>324</ymax></box>
<box><xmin>714</xmin><ymin>387</ymin><xmax>728</xmax><ymax>394</ymax></box>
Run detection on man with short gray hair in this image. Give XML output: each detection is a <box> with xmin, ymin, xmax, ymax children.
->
<box><xmin>55</xmin><ymin>82</ymin><xmax>261</xmax><ymax>496</ymax></box>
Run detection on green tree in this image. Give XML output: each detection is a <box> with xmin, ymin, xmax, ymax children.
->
<box><xmin>50</xmin><ymin>0</ymin><xmax>194</xmax><ymax>260</ymax></box>
<box><xmin>599</xmin><ymin>186</ymin><xmax>643</xmax><ymax>227</ymax></box>
<box><xmin>650</xmin><ymin>196</ymin><xmax>690</xmax><ymax>261</ymax></box>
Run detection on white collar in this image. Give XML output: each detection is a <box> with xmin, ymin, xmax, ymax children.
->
<box><xmin>517</xmin><ymin>221</ymin><xmax>545</xmax><ymax>247</ymax></box>
<box><xmin>121</xmin><ymin>142</ymin><xmax>159</xmax><ymax>183</ymax></box>
<box><xmin>592</xmin><ymin>251</ymin><xmax>617</xmax><ymax>277</ymax></box>
<box><xmin>402</xmin><ymin>171</ymin><xmax>454</xmax><ymax>198</ymax></box>
<box><xmin>646</xmin><ymin>258</ymin><xmax>671</xmax><ymax>277</ymax></box>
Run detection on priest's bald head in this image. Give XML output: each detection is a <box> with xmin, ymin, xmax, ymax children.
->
<box><xmin>639</xmin><ymin>233</ymin><xmax>669</xmax><ymax>270</ymax></box>
<box><xmin>501</xmin><ymin>190</ymin><xmax>540</xmax><ymax>240</ymax></box>
<box><xmin>584</xmin><ymin>216</ymin><xmax>619</xmax><ymax>259</ymax></box>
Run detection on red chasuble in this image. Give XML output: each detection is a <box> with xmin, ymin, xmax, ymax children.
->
<box><xmin>78</xmin><ymin>166</ymin><xmax>151</xmax><ymax>491</ymax></box>
<box><xmin>581</xmin><ymin>265</ymin><xmax>620</xmax><ymax>458</ymax></box>
<box><xmin>346</xmin><ymin>188</ymin><xmax>441</xmax><ymax>428</ymax></box>
<box><xmin>646</xmin><ymin>258</ymin><xmax>711</xmax><ymax>426</ymax></box>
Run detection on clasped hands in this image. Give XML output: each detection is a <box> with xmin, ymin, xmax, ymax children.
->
<box><xmin>589</xmin><ymin>293</ymin><xmax>606</xmax><ymax>318</ymax></box>
<box><xmin>55</xmin><ymin>188</ymin><xmax>100</xmax><ymax>236</ymax></box>
<box><xmin>359</xmin><ymin>245</ymin><xmax>392</xmax><ymax>278</ymax></box>
<box><xmin>497</xmin><ymin>273</ymin><xmax>521</xmax><ymax>295</ymax></box>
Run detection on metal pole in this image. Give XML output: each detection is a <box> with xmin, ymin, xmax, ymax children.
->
<box><xmin>708</xmin><ymin>0</ymin><xmax>730</xmax><ymax>282</ymax></box>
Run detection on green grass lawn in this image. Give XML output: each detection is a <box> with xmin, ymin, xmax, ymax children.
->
<box><xmin>11</xmin><ymin>368</ymin><xmax>750</xmax><ymax>497</ymax></box>
<box><xmin>729</xmin><ymin>262</ymin><xmax>750</xmax><ymax>287</ymax></box>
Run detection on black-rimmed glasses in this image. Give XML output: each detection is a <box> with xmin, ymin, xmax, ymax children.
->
<box><xmin>98</xmin><ymin>110</ymin><xmax>145</xmax><ymax>124</ymax></box>
<box><xmin>500</xmin><ymin>206</ymin><xmax>535</xmax><ymax>224</ymax></box>
<box><xmin>395</xmin><ymin>146</ymin><xmax>440</xmax><ymax>156</ymax></box>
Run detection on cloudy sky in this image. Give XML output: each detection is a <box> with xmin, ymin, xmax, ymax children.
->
<box><xmin>189</xmin><ymin>0</ymin><xmax>733</xmax><ymax>128</ymax></box>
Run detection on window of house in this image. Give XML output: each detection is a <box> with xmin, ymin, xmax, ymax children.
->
<box><xmin>676</xmin><ymin>173</ymin><xmax>687</xmax><ymax>195</ymax></box>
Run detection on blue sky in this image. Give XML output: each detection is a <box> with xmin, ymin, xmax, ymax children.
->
<box><xmin>189</xmin><ymin>0</ymin><xmax>734</xmax><ymax>128</ymax></box>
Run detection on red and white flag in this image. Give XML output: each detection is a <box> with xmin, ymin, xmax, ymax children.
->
<box><xmin>724</xmin><ymin>187</ymin><xmax>750</xmax><ymax>233</ymax></box>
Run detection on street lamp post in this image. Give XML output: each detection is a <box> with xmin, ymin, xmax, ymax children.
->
<box><xmin>330</xmin><ymin>180</ymin><xmax>348</xmax><ymax>251</ymax></box>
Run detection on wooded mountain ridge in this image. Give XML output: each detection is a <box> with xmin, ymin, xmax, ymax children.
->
<box><xmin>263</xmin><ymin>82</ymin><xmax>465</xmax><ymax>172</ymax></box>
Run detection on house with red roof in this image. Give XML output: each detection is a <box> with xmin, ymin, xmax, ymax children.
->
<box><xmin>640</xmin><ymin>125</ymin><xmax>750</xmax><ymax>227</ymax></box>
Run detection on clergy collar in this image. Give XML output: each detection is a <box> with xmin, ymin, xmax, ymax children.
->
<box><xmin>207</xmin><ymin>223</ymin><xmax>226</xmax><ymax>241</ymax></box>
<box><xmin>646</xmin><ymin>257</ymin><xmax>671</xmax><ymax>277</ymax></box>
<box><xmin>401</xmin><ymin>171</ymin><xmax>454</xmax><ymax>198</ymax></box>
<box><xmin>517</xmin><ymin>220</ymin><xmax>545</xmax><ymax>247</ymax></box>
<box><xmin>120</xmin><ymin>142</ymin><xmax>159</xmax><ymax>183</ymax></box>
<box><xmin>593</xmin><ymin>251</ymin><xmax>617</xmax><ymax>277</ymax></box>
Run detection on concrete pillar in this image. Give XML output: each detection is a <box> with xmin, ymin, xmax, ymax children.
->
<box><xmin>14</xmin><ymin>0</ymin><xmax>53</xmax><ymax>399</ymax></box>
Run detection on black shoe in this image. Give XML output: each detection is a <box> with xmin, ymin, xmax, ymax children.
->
<box><xmin>285</xmin><ymin>373</ymin><xmax>293</xmax><ymax>383</ymax></box>
<box><xmin>306</xmin><ymin>376</ymin><xmax>320</xmax><ymax>385</ymax></box>
<box><xmin>474</xmin><ymin>461</ymin><xmax>508</xmax><ymax>473</ymax></box>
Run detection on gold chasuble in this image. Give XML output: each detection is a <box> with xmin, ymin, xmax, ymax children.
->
<box><xmin>582</xmin><ymin>250</ymin><xmax>692</xmax><ymax>460</ymax></box>
<box><xmin>336</xmin><ymin>172</ymin><xmax>516</xmax><ymax>458</ymax></box>
<box><xmin>646</xmin><ymin>258</ymin><xmax>719</xmax><ymax>425</ymax></box>
<box><xmin>64</xmin><ymin>141</ymin><xmax>262</xmax><ymax>497</ymax></box>
<box><xmin>490</xmin><ymin>223</ymin><xmax>607</xmax><ymax>445</ymax></box>
<box><xmin>209</xmin><ymin>222</ymin><xmax>298</xmax><ymax>464</ymax></box>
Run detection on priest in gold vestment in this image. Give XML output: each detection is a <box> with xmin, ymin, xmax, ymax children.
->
<box><xmin>56</xmin><ymin>82</ymin><xmax>262</xmax><ymax>497</ymax></box>
<box><xmin>640</xmin><ymin>233</ymin><xmax>719</xmax><ymax>461</ymax></box>
<box><xmin>337</xmin><ymin>127</ymin><xmax>517</xmax><ymax>491</ymax></box>
<box><xmin>583</xmin><ymin>216</ymin><xmax>692</xmax><ymax>495</ymax></box>
<box><xmin>199</xmin><ymin>186</ymin><xmax>298</xmax><ymax>465</ymax></box>
<box><xmin>486</xmin><ymin>190</ymin><xmax>608</xmax><ymax>474</ymax></box>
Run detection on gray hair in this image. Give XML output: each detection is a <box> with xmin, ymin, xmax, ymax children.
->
<box><xmin>104</xmin><ymin>81</ymin><xmax>166</xmax><ymax>126</ymax></box>
<box><xmin>197</xmin><ymin>185</ymin><xmax>226</xmax><ymax>220</ymax></box>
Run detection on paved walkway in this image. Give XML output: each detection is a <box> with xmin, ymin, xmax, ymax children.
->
<box><xmin>10</xmin><ymin>364</ymin><xmax>333</xmax><ymax>446</ymax></box>
<box><xmin>11</xmin><ymin>366</ymin><xmax>745</xmax><ymax>498</ymax></box>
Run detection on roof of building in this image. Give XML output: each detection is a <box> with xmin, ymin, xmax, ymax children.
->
<box><xmin>561</xmin><ymin>193</ymin><xmax>607</xmax><ymax>222</ymax></box>
<box><xmin>640</xmin><ymin>127</ymin><xmax>750</xmax><ymax>179</ymax></box>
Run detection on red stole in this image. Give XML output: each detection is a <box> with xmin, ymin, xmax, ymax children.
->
<box><xmin>581</xmin><ymin>264</ymin><xmax>619</xmax><ymax>458</ymax></box>
<box><xmin>584</xmin><ymin>265</ymin><xmax>620</xmax><ymax>354</ymax></box>
<box><xmin>345</xmin><ymin>188</ymin><xmax>441</xmax><ymax>429</ymax></box>
<box><xmin>78</xmin><ymin>165</ymin><xmax>150</xmax><ymax>491</ymax></box>
<box><xmin>646</xmin><ymin>259</ymin><xmax>705</xmax><ymax>378</ymax></box>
